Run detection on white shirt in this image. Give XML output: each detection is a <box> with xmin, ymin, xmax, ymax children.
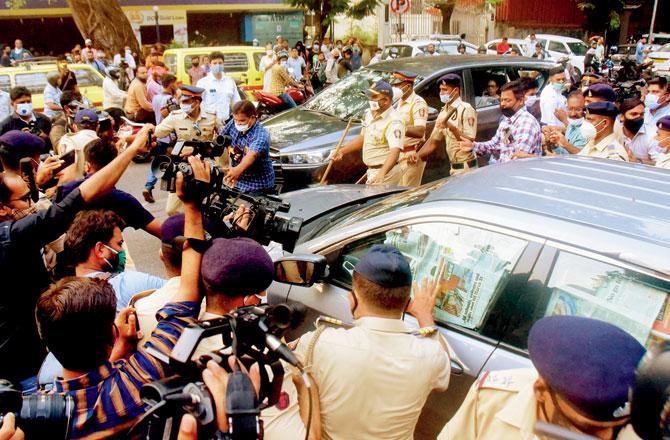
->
<box><xmin>102</xmin><ymin>76</ymin><xmax>127</xmax><ymax>109</ymax></box>
<box><xmin>369</xmin><ymin>54</ymin><xmax>382</xmax><ymax>65</ymax></box>
<box><xmin>196</xmin><ymin>73</ymin><xmax>241</xmax><ymax>123</ymax></box>
<box><xmin>0</xmin><ymin>91</ymin><xmax>9</xmax><ymax>121</ymax></box>
<box><xmin>539</xmin><ymin>83</ymin><xmax>567</xmax><ymax>127</ymax></box>
<box><xmin>113</xmin><ymin>52</ymin><xmax>136</xmax><ymax>69</ymax></box>
<box><xmin>42</xmin><ymin>84</ymin><xmax>62</xmax><ymax>118</ymax></box>
<box><xmin>623</xmin><ymin>122</ymin><xmax>663</xmax><ymax>162</ymax></box>
<box><xmin>259</xmin><ymin>54</ymin><xmax>276</xmax><ymax>93</ymax></box>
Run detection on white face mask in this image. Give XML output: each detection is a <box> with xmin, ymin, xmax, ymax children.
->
<box><xmin>645</xmin><ymin>94</ymin><xmax>661</xmax><ymax>111</ymax></box>
<box><xmin>439</xmin><ymin>92</ymin><xmax>452</xmax><ymax>104</ymax></box>
<box><xmin>525</xmin><ymin>95</ymin><xmax>538</xmax><ymax>107</ymax></box>
<box><xmin>16</xmin><ymin>103</ymin><xmax>32</xmax><ymax>116</ymax></box>
<box><xmin>369</xmin><ymin>100</ymin><xmax>380</xmax><ymax>111</ymax></box>
<box><xmin>314</xmin><ymin>44</ymin><xmax>320</xmax><ymax>51</ymax></box>
<box><xmin>180</xmin><ymin>103</ymin><xmax>193</xmax><ymax>114</ymax></box>
<box><xmin>580</xmin><ymin>120</ymin><xmax>602</xmax><ymax>142</ymax></box>
<box><xmin>235</xmin><ymin>123</ymin><xmax>249</xmax><ymax>132</ymax></box>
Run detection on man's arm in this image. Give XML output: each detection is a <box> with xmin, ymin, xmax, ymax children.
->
<box><xmin>468</xmin><ymin>125</ymin><xmax>502</xmax><ymax>156</ymax></box>
<box><xmin>406</xmin><ymin>102</ymin><xmax>427</xmax><ymax>139</ymax></box>
<box><xmin>331</xmin><ymin>135</ymin><xmax>364</xmax><ymax>161</ymax></box>
<box><xmin>153</xmin><ymin>114</ymin><xmax>175</xmax><ymax>139</ymax></box>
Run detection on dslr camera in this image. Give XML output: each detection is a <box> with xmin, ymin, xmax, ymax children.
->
<box><xmin>165</xmin><ymin>96</ymin><xmax>180</xmax><ymax>114</ymax></box>
<box><xmin>0</xmin><ymin>380</ymin><xmax>74</xmax><ymax>439</ymax></box>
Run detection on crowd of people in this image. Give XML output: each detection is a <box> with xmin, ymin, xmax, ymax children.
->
<box><xmin>0</xmin><ymin>31</ymin><xmax>668</xmax><ymax>440</ymax></box>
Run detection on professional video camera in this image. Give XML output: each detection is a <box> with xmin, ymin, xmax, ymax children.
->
<box><xmin>0</xmin><ymin>380</ymin><xmax>74</xmax><ymax>439</ymax></box>
<box><xmin>151</xmin><ymin>138</ymin><xmax>303</xmax><ymax>252</ymax></box>
<box><xmin>134</xmin><ymin>303</ymin><xmax>306</xmax><ymax>440</ymax></box>
<box><xmin>165</xmin><ymin>96</ymin><xmax>180</xmax><ymax>113</ymax></box>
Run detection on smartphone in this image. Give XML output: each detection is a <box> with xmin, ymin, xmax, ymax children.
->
<box><xmin>52</xmin><ymin>150</ymin><xmax>77</xmax><ymax>175</ymax></box>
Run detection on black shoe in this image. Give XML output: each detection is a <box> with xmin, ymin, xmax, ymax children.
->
<box><xmin>142</xmin><ymin>188</ymin><xmax>155</xmax><ymax>203</ymax></box>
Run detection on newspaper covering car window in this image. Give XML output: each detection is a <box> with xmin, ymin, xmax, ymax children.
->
<box><xmin>384</xmin><ymin>223</ymin><xmax>526</xmax><ymax>330</ymax></box>
<box><xmin>545</xmin><ymin>252</ymin><xmax>668</xmax><ymax>346</ymax></box>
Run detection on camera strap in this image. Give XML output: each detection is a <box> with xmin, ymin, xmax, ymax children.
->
<box><xmin>225</xmin><ymin>370</ymin><xmax>262</xmax><ymax>440</ymax></box>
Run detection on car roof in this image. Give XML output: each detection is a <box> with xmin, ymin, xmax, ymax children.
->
<box><xmin>535</xmin><ymin>34</ymin><xmax>584</xmax><ymax>43</ymax></box>
<box><xmin>424</xmin><ymin>156</ymin><xmax>670</xmax><ymax>246</ymax></box>
<box><xmin>487</xmin><ymin>38</ymin><xmax>528</xmax><ymax>44</ymax></box>
<box><xmin>164</xmin><ymin>46</ymin><xmax>263</xmax><ymax>54</ymax></box>
<box><xmin>0</xmin><ymin>63</ymin><xmax>102</xmax><ymax>75</ymax></box>
<box><xmin>368</xmin><ymin>54</ymin><xmax>557</xmax><ymax>78</ymax></box>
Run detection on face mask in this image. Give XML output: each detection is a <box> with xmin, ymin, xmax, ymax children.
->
<box><xmin>192</xmin><ymin>61</ymin><xmax>200</xmax><ymax>67</ymax></box>
<box><xmin>337</xmin><ymin>44</ymin><xmax>342</xmax><ymax>49</ymax></box>
<box><xmin>353</xmin><ymin>47</ymin><xmax>361</xmax><ymax>53</ymax></box>
<box><xmin>623</xmin><ymin>117</ymin><xmax>645</xmax><ymax>135</ymax></box>
<box><xmin>567</xmin><ymin>117</ymin><xmax>584</xmax><ymax>126</ymax></box>
<box><xmin>580</xmin><ymin>120</ymin><xmax>598</xmax><ymax>142</ymax></box>
<box><xmin>211</xmin><ymin>64</ymin><xmax>225</xmax><ymax>74</ymax></box>
<box><xmin>439</xmin><ymin>92</ymin><xmax>452</xmax><ymax>104</ymax></box>
<box><xmin>16</xmin><ymin>103</ymin><xmax>32</xmax><ymax>116</ymax></box>
<box><xmin>235</xmin><ymin>123</ymin><xmax>249</xmax><ymax>132</ymax></box>
<box><xmin>103</xmin><ymin>244</ymin><xmax>126</xmax><ymax>273</ymax></box>
<box><xmin>501</xmin><ymin>107</ymin><xmax>516</xmax><ymax>118</ymax></box>
<box><xmin>180</xmin><ymin>103</ymin><xmax>193</xmax><ymax>114</ymax></box>
<box><xmin>314</xmin><ymin>44</ymin><xmax>320</xmax><ymax>51</ymax></box>
<box><xmin>525</xmin><ymin>95</ymin><xmax>538</xmax><ymax>107</ymax></box>
<box><xmin>645</xmin><ymin>94</ymin><xmax>661</xmax><ymax>110</ymax></box>
<box><xmin>280</xmin><ymin>61</ymin><xmax>287</xmax><ymax>67</ymax></box>
<box><xmin>12</xmin><ymin>204</ymin><xmax>38</xmax><ymax>220</ymax></box>
<box><xmin>552</xmin><ymin>82</ymin><xmax>565</xmax><ymax>92</ymax></box>
<box><xmin>369</xmin><ymin>100</ymin><xmax>380</xmax><ymax>111</ymax></box>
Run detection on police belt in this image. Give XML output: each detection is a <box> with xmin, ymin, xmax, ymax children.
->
<box><xmin>367</xmin><ymin>163</ymin><xmax>383</xmax><ymax>169</ymax></box>
<box><xmin>451</xmin><ymin>159</ymin><xmax>477</xmax><ymax>170</ymax></box>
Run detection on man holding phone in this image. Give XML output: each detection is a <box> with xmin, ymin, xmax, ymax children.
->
<box><xmin>57</xmin><ymin>109</ymin><xmax>99</xmax><ymax>183</ymax></box>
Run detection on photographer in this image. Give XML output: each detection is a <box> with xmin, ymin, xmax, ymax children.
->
<box><xmin>57</xmin><ymin>109</ymin><xmax>101</xmax><ymax>182</ymax></box>
<box><xmin>221</xmin><ymin>100</ymin><xmax>275</xmax><ymax>194</ymax></box>
<box><xmin>0</xmin><ymin>131</ymin><xmax>63</xmax><ymax>190</ymax></box>
<box><xmin>0</xmin><ymin>125</ymin><xmax>153</xmax><ymax>391</ymax></box>
<box><xmin>49</xmin><ymin>90</ymin><xmax>82</xmax><ymax>149</ymax></box>
<box><xmin>34</xmin><ymin>157</ymin><xmax>207</xmax><ymax>438</ymax></box>
<box><xmin>0</xmin><ymin>87</ymin><xmax>52</xmax><ymax>149</ymax></box>
<box><xmin>154</xmin><ymin>85</ymin><xmax>223</xmax><ymax>215</ymax></box>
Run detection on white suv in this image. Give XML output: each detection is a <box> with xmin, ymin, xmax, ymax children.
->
<box><xmin>535</xmin><ymin>34</ymin><xmax>588</xmax><ymax>73</ymax></box>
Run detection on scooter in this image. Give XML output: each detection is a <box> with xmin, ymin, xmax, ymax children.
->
<box><xmin>253</xmin><ymin>79</ymin><xmax>314</xmax><ymax>120</ymax></box>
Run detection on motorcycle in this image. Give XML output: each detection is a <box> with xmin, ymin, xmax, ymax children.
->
<box><xmin>253</xmin><ymin>79</ymin><xmax>313</xmax><ymax>120</ymax></box>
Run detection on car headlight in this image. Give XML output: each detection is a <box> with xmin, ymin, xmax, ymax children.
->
<box><xmin>282</xmin><ymin>148</ymin><xmax>332</xmax><ymax>165</ymax></box>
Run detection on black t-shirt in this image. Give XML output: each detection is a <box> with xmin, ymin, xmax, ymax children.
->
<box><xmin>57</xmin><ymin>178</ymin><xmax>154</xmax><ymax>230</ymax></box>
<box><xmin>0</xmin><ymin>113</ymin><xmax>53</xmax><ymax>151</ymax></box>
<box><xmin>60</xmin><ymin>70</ymin><xmax>78</xmax><ymax>93</ymax></box>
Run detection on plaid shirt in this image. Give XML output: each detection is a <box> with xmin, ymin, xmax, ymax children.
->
<box><xmin>474</xmin><ymin>107</ymin><xmax>542</xmax><ymax>164</ymax></box>
<box><xmin>52</xmin><ymin>301</ymin><xmax>198</xmax><ymax>440</ymax></box>
<box><xmin>269</xmin><ymin>64</ymin><xmax>297</xmax><ymax>96</ymax></box>
<box><xmin>222</xmin><ymin>119</ymin><xmax>275</xmax><ymax>192</ymax></box>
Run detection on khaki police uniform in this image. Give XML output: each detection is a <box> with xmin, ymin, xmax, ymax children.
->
<box><xmin>361</xmin><ymin>107</ymin><xmax>406</xmax><ymax>185</ymax></box>
<box><xmin>438</xmin><ymin>368</ymin><xmax>641</xmax><ymax>440</ymax></box>
<box><xmin>656</xmin><ymin>152</ymin><xmax>670</xmax><ymax>169</ymax></box>
<box><xmin>154</xmin><ymin>108</ymin><xmax>222</xmax><ymax>215</ymax></box>
<box><xmin>395</xmin><ymin>92</ymin><xmax>428</xmax><ymax>186</ymax></box>
<box><xmin>578</xmin><ymin>132</ymin><xmax>629</xmax><ymax>161</ymax></box>
<box><xmin>430</xmin><ymin>97</ymin><xmax>477</xmax><ymax>176</ymax></box>
<box><xmin>263</xmin><ymin>317</ymin><xmax>451</xmax><ymax>440</ymax></box>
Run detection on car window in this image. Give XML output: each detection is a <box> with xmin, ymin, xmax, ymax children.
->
<box><xmin>163</xmin><ymin>53</ymin><xmax>177</xmax><ymax>74</ymax></box>
<box><xmin>329</xmin><ymin>222</ymin><xmax>527</xmax><ymax>331</ymax></box>
<box><xmin>502</xmin><ymin>251</ymin><xmax>670</xmax><ymax>350</ymax></box>
<box><xmin>536</xmin><ymin>39</ymin><xmax>547</xmax><ymax>48</ymax></box>
<box><xmin>184</xmin><ymin>54</ymin><xmax>206</xmax><ymax>71</ymax></box>
<box><xmin>470</xmin><ymin>66</ymin><xmax>509</xmax><ymax>108</ymax></box>
<box><xmin>383</xmin><ymin>45</ymin><xmax>413</xmax><ymax>59</ymax></box>
<box><xmin>15</xmin><ymin>72</ymin><xmax>47</xmax><ymax>95</ymax></box>
<box><xmin>487</xmin><ymin>43</ymin><xmax>498</xmax><ymax>51</ymax></box>
<box><xmin>302</xmin><ymin>69</ymin><xmax>393</xmax><ymax>120</ymax></box>
<box><xmin>548</xmin><ymin>41</ymin><xmax>569</xmax><ymax>54</ymax></box>
<box><xmin>660</xmin><ymin>44</ymin><xmax>670</xmax><ymax>52</ymax></box>
<box><xmin>223</xmin><ymin>53</ymin><xmax>249</xmax><ymax>73</ymax></box>
<box><xmin>0</xmin><ymin>75</ymin><xmax>10</xmax><ymax>93</ymax></box>
<box><xmin>566</xmin><ymin>42</ymin><xmax>588</xmax><ymax>56</ymax></box>
<box><xmin>252</xmin><ymin>53</ymin><xmax>263</xmax><ymax>71</ymax></box>
<box><xmin>72</xmin><ymin>68</ymin><xmax>102</xmax><ymax>88</ymax></box>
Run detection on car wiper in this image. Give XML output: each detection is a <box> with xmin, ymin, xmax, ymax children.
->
<box><xmin>304</xmin><ymin>108</ymin><xmax>335</xmax><ymax>117</ymax></box>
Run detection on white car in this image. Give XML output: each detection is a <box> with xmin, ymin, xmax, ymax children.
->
<box><xmin>535</xmin><ymin>34</ymin><xmax>588</xmax><ymax>73</ymax></box>
<box><xmin>649</xmin><ymin>43</ymin><xmax>670</xmax><ymax>76</ymax></box>
<box><xmin>485</xmin><ymin>38</ymin><xmax>531</xmax><ymax>56</ymax></box>
<box><xmin>382</xmin><ymin>40</ymin><xmax>478</xmax><ymax>60</ymax></box>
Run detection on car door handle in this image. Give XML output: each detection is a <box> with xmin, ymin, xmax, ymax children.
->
<box><xmin>450</xmin><ymin>359</ymin><xmax>465</xmax><ymax>376</ymax></box>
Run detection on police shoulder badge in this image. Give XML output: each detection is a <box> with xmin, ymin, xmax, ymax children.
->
<box><xmin>393</xmin><ymin>129</ymin><xmax>402</xmax><ymax>139</ymax></box>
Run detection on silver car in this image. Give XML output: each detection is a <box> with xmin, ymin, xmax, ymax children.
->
<box><xmin>268</xmin><ymin>156</ymin><xmax>670</xmax><ymax>439</ymax></box>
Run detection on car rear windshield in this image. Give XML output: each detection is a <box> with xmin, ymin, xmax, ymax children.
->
<box><xmin>567</xmin><ymin>42</ymin><xmax>588</xmax><ymax>56</ymax></box>
<box><xmin>302</xmin><ymin>69</ymin><xmax>394</xmax><ymax>120</ymax></box>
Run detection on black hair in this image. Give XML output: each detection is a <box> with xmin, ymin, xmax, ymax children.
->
<box><xmin>60</xmin><ymin>90</ymin><xmax>82</xmax><ymax>107</ymax></box>
<box><xmin>232</xmin><ymin>100</ymin><xmax>257</xmax><ymax>118</ymax></box>
<box><xmin>64</xmin><ymin>209</ymin><xmax>126</xmax><ymax>266</ymax></box>
<box><xmin>104</xmin><ymin>107</ymin><xmax>126</xmax><ymax>130</ymax></box>
<box><xmin>501</xmin><ymin>80</ymin><xmax>525</xmax><ymax>100</ymax></box>
<box><xmin>620</xmin><ymin>97</ymin><xmax>644</xmax><ymax>115</ymax></box>
<box><xmin>84</xmin><ymin>138</ymin><xmax>118</xmax><ymax>171</ymax></box>
<box><xmin>160</xmin><ymin>73</ymin><xmax>177</xmax><ymax>88</ymax></box>
<box><xmin>9</xmin><ymin>86</ymin><xmax>30</xmax><ymax>102</ymax></box>
<box><xmin>209</xmin><ymin>51</ymin><xmax>225</xmax><ymax>62</ymax></box>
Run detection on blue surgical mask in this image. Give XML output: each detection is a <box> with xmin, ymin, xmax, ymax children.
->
<box><xmin>211</xmin><ymin>64</ymin><xmax>225</xmax><ymax>74</ymax></box>
<box><xmin>567</xmin><ymin>117</ymin><xmax>584</xmax><ymax>126</ymax></box>
<box><xmin>645</xmin><ymin>94</ymin><xmax>661</xmax><ymax>111</ymax></box>
<box><xmin>439</xmin><ymin>92</ymin><xmax>452</xmax><ymax>104</ymax></box>
<box><xmin>525</xmin><ymin>95</ymin><xmax>539</xmax><ymax>107</ymax></box>
<box><xmin>16</xmin><ymin>103</ymin><xmax>32</xmax><ymax>116</ymax></box>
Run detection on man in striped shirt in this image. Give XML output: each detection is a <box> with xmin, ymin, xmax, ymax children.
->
<box><xmin>458</xmin><ymin>80</ymin><xmax>542</xmax><ymax>163</ymax></box>
<box><xmin>35</xmin><ymin>157</ymin><xmax>208</xmax><ymax>439</ymax></box>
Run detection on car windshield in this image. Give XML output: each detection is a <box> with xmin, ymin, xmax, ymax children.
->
<box><xmin>310</xmin><ymin>181</ymin><xmax>444</xmax><ymax>238</ymax></box>
<box><xmin>567</xmin><ymin>42</ymin><xmax>588</xmax><ymax>56</ymax></box>
<box><xmin>302</xmin><ymin>69</ymin><xmax>392</xmax><ymax>120</ymax></box>
<box><xmin>660</xmin><ymin>44</ymin><xmax>670</xmax><ymax>52</ymax></box>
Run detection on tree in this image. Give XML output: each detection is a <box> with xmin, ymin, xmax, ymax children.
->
<box><xmin>285</xmin><ymin>0</ymin><xmax>383</xmax><ymax>40</ymax></box>
<box><xmin>575</xmin><ymin>0</ymin><xmax>626</xmax><ymax>33</ymax></box>
<box><xmin>67</xmin><ymin>0</ymin><xmax>141</xmax><ymax>58</ymax></box>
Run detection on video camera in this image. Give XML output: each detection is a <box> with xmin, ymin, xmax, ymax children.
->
<box><xmin>135</xmin><ymin>303</ymin><xmax>306</xmax><ymax>440</ymax></box>
<box><xmin>165</xmin><ymin>96</ymin><xmax>180</xmax><ymax>114</ymax></box>
<box><xmin>0</xmin><ymin>380</ymin><xmax>74</xmax><ymax>439</ymax></box>
<box><xmin>151</xmin><ymin>138</ymin><xmax>303</xmax><ymax>253</ymax></box>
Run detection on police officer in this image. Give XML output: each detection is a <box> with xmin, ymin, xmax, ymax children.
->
<box><xmin>331</xmin><ymin>81</ymin><xmax>405</xmax><ymax>185</ymax></box>
<box><xmin>578</xmin><ymin>101</ymin><xmax>629</xmax><ymax>161</ymax></box>
<box><xmin>438</xmin><ymin>315</ymin><xmax>645</xmax><ymax>440</ymax></box>
<box><xmin>264</xmin><ymin>245</ymin><xmax>451</xmax><ymax>439</ymax></box>
<box><xmin>154</xmin><ymin>85</ymin><xmax>222</xmax><ymax>215</ymax></box>
<box><xmin>654</xmin><ymin>115</ymin><xmax>670</xmax><ymax>169</ymax></box>
<box><xmin>390</xmin><ymin>70</ymin><xmax>428</xmax><ymax>187</ymax></box>
<box><xmin>417</xmin><ymin>73</ymin><xmax>477</xmax><ymax>176</ymax></box>
<box><xmin>585</xmin><ymin>83</ymin><xmax>617</xmax><ymax>105</ymax></box>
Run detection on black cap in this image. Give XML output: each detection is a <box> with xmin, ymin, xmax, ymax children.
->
<box><xmin>438</xmin><ymin>73</ymin><xmax>461</xmax><ymax>87</ymax></box>
<box><xmin>586</xmin><ymin>101</ymin><xmax>619</xmax><ymax>117</ymax></box>
<box><xmin>354</xmin><ymin>244</ymin><xmax>412</xmax><ymax>288</ymax></box>
<box><xmin>179</xmin><ymin>85</ymin><xmax>205</xmax><ymax>97</ymax></box>
<box><xmin>656</xmin><ymin>115</ymin><xmax>670</xmax><ymax>131</ymax></box>
<box><xmin>548</xmin><ymin>66</ymin><xmax>565</xmax><ymax>76</ymax></box>
<box><xmin>587</xmin><ymin>83</ymin><xmax>617</xmax><ymax>102</ymax></box>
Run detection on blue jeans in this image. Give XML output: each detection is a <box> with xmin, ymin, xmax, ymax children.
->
<box><xmin>280</xmin><ymin>93</ymin><xmax>297</xmax><ymax>108</ymax></box>
<box><xmin>144</xmin><ymin>141</ymin><xmax>169</xmax><ymax>190</ymax></box>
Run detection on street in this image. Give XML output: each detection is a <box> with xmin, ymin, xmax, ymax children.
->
<box><xmin>116</xmin><ymin>161</ymin><xmax>166</xmax><ymax>277</ymax></box>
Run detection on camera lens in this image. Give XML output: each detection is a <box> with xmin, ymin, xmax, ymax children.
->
<box><xmin>177</xmin><ymin>162</ymin><xmax>194</xmax><ymax>177</ymax></box>
<box><xmin>18</xmin><ymin>394</ymin><xmax>74</xmax><ymax>439</ymax></box>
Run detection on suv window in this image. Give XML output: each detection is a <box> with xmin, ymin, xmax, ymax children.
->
<box><xmin>0</xmin><ymin>75</ymin><xmax>10</xmax><ymax>93</ymax></box>
<box><xmin>15</xmin><ymin>72</ymin><xmax>47</xmax><ymax>95</ymax></box>
<box><xmin>548</xmin><ymin>41</ymin><xmax>568</xmax><ymax>54</ymax></box>
<box><xmin>72</xmin><ymin>68</ymin><xmax>102</xmax><ymax>88</ymax></box>
<box><xmin>382</xmin><ymin>45</ymin><xmax>413</xmax><ymax>59</ymax></box>
<box><xmin>501</xmin><ymin>251</ymin><xmax>670</xmax><ymax>349</ymax></box>
<box><xmin>186</xmin><ymin>53</ymin><xmax>249</xmax><ymax>73</ymax></box>
<box><xmin>329</xmin><ymin>222</ymin><xmax>528</xmax><ymax>331</ymax></box>
<box><xmin>470</xmin><ymin>66</ymin><xmax>509</xmax><ymax>108</ymax></box>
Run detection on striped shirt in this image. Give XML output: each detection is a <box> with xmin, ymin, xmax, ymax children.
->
<box><xmin>474</xmin><ymin>107</ymin><xmax>542</xmax><ymax>164</ymax></box>
<box><xmin>53</xmin><ymin>301</ymin><xmax>198</xmax><ymax>439</ymax></box>
<box><xmin>222</xmin><ymin>119</ymin><xmax>275</xmax><ymax>192</ymax></box>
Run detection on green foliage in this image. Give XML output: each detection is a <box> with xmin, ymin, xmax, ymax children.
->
<box><xmin>284</xmin><ymin>0</ymin><xmax>382</xmax><ymax>29</ymax></box>
<box><xmin>576</xmin><ymin>0</ymin><xmax>625</xmax><ymax>31</ymax></box>
<box><xmin>167</xmin><ymin>40</ymin><xmax>185</xmax><ymax>49</ymax></box>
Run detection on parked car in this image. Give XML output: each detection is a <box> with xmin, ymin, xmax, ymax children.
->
<box><xmin>381</xmin><ymin>40</ymin><xmax>478</xmax><ymax>60</ymax></box>
<box><xmin>0</xmin><ymin>63</ymin><xmax>104</xmax><ymax>112</ymax></box>
<box><xmin>265</xmin><ymin>55</ymin><xmax>556</xmax><ymax>190</ymax></box>
<box><xmin>485</xmin><ymin>38</ymin><xmax>530</xmax><ymax>55</ymax></box>
<box><xmin>649</xmin><ymin>43</ymin><xmax>670</xmax><ymax>76</ymax></box>
<box><xmin>162</xmin><ymin>46</ymin><xmax>266</xmax><ymax>99</ymax></box>
<box><xmin>269</xmin><ymin>156</ymin><xmax>670</xmax><ymax>439</ymax></box>
<box><xmin>611</xmin><ymin>44</ymin><xmax>638</xmax><ymax>68</ymax></box>
<box><xmin>535</xmin><ymin>34</ymin><xmax>588</xmax><ymax>73</ymax></box>
<box><xmin>644</xmin><ymin>32</ymin><xmax>670</xmax><ymax>51</ymax></box>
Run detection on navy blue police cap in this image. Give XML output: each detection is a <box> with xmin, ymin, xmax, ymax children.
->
<box><xmin>354</xmin><ymin>244</ymin><xmax>412</xmax><ymax>288</ymax></box>
<box><xmin>364</xmin><ymin>81</ymin><xmax>393</xmax><ymax>98</ymax></box>
<box><xmin>438</xmin><ymin>73</ymin><xmax>461</xmax><ymax>87</ymax></box>
<box><xmin>201</xmin><ymin>237</ymin><xmax>274</xmax><ymax>296</ymax></box>
<box><xmin>656</xmin><ymin>115</ymin><xmax>670</xmax><ymax>131</ymax></box>
<box><xmin>528</xmin><ymin>315</ymin><xmax>645</xmax><ymax>422</ymax></box>
<box><xmin>74</xmin><ymin>108</ymin><xmax>99</xmax><ymax>125</ymax></box>
<box><xmin>586</xmin><ymin>101</ymin><xmax>619</xmax><ymax>118</ymax></box>
<box><xmin>390</xmin><ymin>70</ymin><xmax>418</xmax><ymax>85</ymax></box>
<box><xmin>179</xmin><ymin>85</ymin><xmax>205</xmax><ymax>98</ymax></box>
<box><xmin>587</xmin><ymin>83</ymin><xmax>617</xmax><ymax>102</ymax></box>
<box><xmin>0</xmin><ymin>131</ymin><xmax>46</xmax><ymax>156</ymax></box>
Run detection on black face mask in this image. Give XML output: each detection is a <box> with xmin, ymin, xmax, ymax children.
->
<box><xmin>501</xmin><ymin>107</ymin><xmax>517</xmax><ymax>118</ymax></box>
<box><xmin>624</xmin><ymin>117</ymin><xmax>644</xmax><ymax>134</ymax></box>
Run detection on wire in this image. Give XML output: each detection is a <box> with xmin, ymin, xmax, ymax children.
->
<box><xmin>126</xmin><ymin>400</ymin><xmax>167</xmax><ymax>438</ymax></box>
<box><xmin>301</xmin><ymin>370</ymin><xmax>312</xmax><ymax>440</ymax></box>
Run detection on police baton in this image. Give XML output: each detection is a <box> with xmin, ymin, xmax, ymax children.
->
<box><xmin>320</xmin><ymin>117</ymin><xmax>354</xmax><ymax>185</ymax></box>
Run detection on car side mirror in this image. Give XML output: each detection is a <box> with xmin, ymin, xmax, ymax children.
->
<box><xmin>274</xmin><ymin>254</ymin><xmax>329</xmax><ymax>287</ymax></box>
<box><xmin>427</xmin><ymin>106</ymin><xmax>439</xmax><ymax>122</ymax></box>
